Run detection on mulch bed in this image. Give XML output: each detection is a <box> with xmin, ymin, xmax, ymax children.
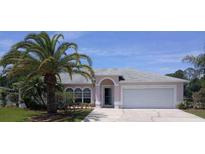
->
<box><xmin>31</xmin><ymin>108</ymin><xmax>93</xmax><ymax>122</ymax></box>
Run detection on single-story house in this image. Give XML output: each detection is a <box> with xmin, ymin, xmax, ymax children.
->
<box><xmin>60</xmin><ymin>68</ymin><xmax>188</xmax><ymax>108</ymax></box>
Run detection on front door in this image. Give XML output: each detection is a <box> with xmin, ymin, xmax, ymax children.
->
<box><xmin>104</xmin><ymin>87</ymin><xmax>113</xmax><ymax>106</ymax></box>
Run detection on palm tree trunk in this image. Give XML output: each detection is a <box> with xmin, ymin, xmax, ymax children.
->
<box><xmin>45</xmin><ymin>74</ymin><xmax>57</xmax><ymax>114</ymax></box>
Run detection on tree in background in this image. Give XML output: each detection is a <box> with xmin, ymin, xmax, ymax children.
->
<box><xmin>183</xmin><ymin>52</ymin><xmax>205</xmax><ymax>78</ymax></box>
<box><xmin>166</xmin><ymin>69</ymin><xmax>187</xmax><ymax>79</ymax></box>
<box><xmin>182</xmin><ymin>51</ymin><xmax>205</xmax><ymax>106</ymax></box>
<box><xmin>166</xmin><ymin>69</ymin><xmax>204</xmax><ymax>99</ymax></box>
<box><xmin>184</xmin><ymin>67</ymin><xmax>200</xmax><ymax>80</ymax></box>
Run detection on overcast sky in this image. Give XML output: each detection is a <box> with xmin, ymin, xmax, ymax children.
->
<box><xmin>0</xmin><ymin>31</ymin><xmax>204</xmax><ymax>75</ymax></box>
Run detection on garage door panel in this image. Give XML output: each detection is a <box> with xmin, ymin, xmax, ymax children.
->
<box><xmin>122</xmin><ymin>88</ymin><xmax>174</xmax><ymax>108</ymax></box>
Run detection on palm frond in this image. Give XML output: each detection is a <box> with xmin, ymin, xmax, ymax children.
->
<box><xmin>76</xmin><ymin>64</ymin><xmax>95</xmax><ymax>76</ymax></box>
<box><xmin>38</xmin><ymin>32</ymin><xmax>52</xmax><ymax>53</ymax></box>
<box><xmin>77</xmin><ymin>53</ymin><xmax>92</xmax><ymax>66</ymax></box>
<box><xmin>1</xmin><ymin>31</ymin><xmax>94</xmax><ymax>85</ymax></box>
<box><xmin>37</xmin><ymin>56</ymin><xmax>55</xmax><ymax>73</ymax></box>
<box><xmin>0</xmin><ymin>50</ymin><xmax>22</xmax><ymax>67</ymax></box>
<box><xmin>54</xmin><ymin>42</ymin><xmax>78</xmax><ymax>60</ymax></box>
<box><xmin>72</xmin><ymin>69</ymin><xmax>95</xmax><ymax>83</ymax></box>
<box><xmin>25</xmin><ymin>33</ymin><xmax>47</xmax><ymax>50</ymax></box>
<box><xmin>51</xmin><ymin>33</ymin><xmax>64</xmax><ymax>52</ymax></box>
<box><xmin>13</xmin><ymin>41</ymin><xmax>47</xmax><ymax>59</ymax></box>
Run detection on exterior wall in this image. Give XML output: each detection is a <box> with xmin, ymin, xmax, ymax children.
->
<box><xmin>114</xmin><ymin>85</ymin><xmax>120</xmax><ymax>108</ymax></box>
<box><xmin>63</xmin><ymin>78</ymin><xmax>185</xmax><ymax>108</ymax></box>
<box><xmin>64</xmin><ymin>84</ymin><xmax>95</xmax><ymax>103</ymax></box>
<box><xmin>176</xmin><ymin>83</ymin><xmax>184</xmax><ymax>104</ymax></box>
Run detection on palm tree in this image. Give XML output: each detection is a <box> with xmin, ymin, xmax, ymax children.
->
<box><xmin>0</xmin><ymin>32</ymin><xmax>95</xmax><ymax>113</ymax></box>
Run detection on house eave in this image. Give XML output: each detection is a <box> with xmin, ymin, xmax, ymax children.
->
<box><xmin>119</xmin><ymin>80</ymin><xmax>189</xmax><ymax>84</ymax></box>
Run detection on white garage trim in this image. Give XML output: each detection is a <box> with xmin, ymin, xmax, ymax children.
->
<box><xmin>120</xmin><ymin>85</ymin><xmax>177</xmax><ymax>108</ymax></box>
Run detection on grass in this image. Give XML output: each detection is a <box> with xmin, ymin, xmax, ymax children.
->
<box><xmin>0</xmin><ymin>107</ymin><xmax>43</xmax><ymax>122</ymax></box>
<box><xmin>0</xmin><ymin>107</ymin><xmax>92</xmax><ymax>122</ymax></box>
<box><xmin>184</xmin><ymin>109</ymin><xmax>205</xmax><ymax>119</ymax></box>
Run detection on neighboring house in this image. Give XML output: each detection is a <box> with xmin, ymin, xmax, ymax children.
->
<box><xmin>60</xmin><ymin>68</ymin><xmax>188</xmax><ymax>109</ymax></box>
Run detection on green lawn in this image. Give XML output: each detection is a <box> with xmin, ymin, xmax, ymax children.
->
<box><xmin>184</xmin><ymin>109</ymin><xmax>205</xmax><ymax>119</ymax></box>
<box><xmin>0</xmin><ymin>107</ymin><xmax>92</xmax><ymax>122</ymax></box>
<box><xmin>0</xmin><ymin>107</ymin><xmax>43</xmax><ymax>122</ymax></box>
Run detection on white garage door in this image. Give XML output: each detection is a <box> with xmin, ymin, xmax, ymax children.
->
<box><xmin>122</xmin><ymin>88</ymin><xmax>175</xmax><ymax>108</ymax></box>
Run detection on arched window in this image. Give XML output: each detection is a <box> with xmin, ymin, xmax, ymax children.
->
<box><xmin>66</xmin><ymin>88</ymin><xmax>73</xmax><ymax>94</ymax></box>
<box><xmin>74</xmin><ymin>88</ymin><xmax>82</xmax><ymax>103</ymax></box>
<box><xmin>65</xmin><ymin>88</ymin><xmax>74</xmax><ymax>103</ymax></box>
<box><xmin>83</xmin><ymin>88</ymin><xmax>91</xmax><ymax>103</ymax></box>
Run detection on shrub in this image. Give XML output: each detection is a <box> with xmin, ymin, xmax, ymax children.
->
<box><xmin>177</xmin><ymin>100</ymin><xmax>193</xmax><ymax>109</ymax></box>
<box><xmin>192</xmin><ymin>88</ymin><xmax>205</xmax><ymax>109</ymax></box>
<box><xmin>0</xmin><ymin>89</ymin><xmax>7</xmax><ymax>107</ymax></box>
<box><xmin>8</xmin><ymin>93</ymin><xmax>18</xmax><ymax>103</ymax></box>
<box><xmin>23</xmin><ymin>97</ymin><xmax>46</xmax><ymax>110</ymax></box>
<box><xmin>177</xmin><ymin>102</ymin><xmax>187</xmax><ymax>109</ymax></box>
<box><xmin>56</xmin><ymin>92</ymin><xmax>75</xmax><ymax>111</ymax></box>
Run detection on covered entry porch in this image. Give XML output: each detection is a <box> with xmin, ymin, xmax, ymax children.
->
<box><xmin>95</xmin><ymin>77</ymin><xmax>120</xmax><ymax>108</ymax></box>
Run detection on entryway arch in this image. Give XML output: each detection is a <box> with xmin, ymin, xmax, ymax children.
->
<box><xmin>100</xmin><ymin>78</ymin><xmax>115</xmax><ymax>108</ymax></box>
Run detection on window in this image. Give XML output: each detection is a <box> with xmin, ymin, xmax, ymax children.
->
<box><xmin>83</xmin><ymin>88</ymin><xmax>91</xmax><ymax>103</ymax></box>
<box><xmin>66</xmin><ymin>88</ymin><xmax>73</xmax><ymax>94</ymax></box>
<box><xmin>65</xmin><ymin>88</ymin><xmax>91</xmax><ymax>104</ymax></box>
<box><xmin>65</xmin><ymin>88</ymin><xmax>74</xmax><ymax>103</ymax></box>
<box><xmin>74</xmin><ymin>88</ymin><xmax>82</xmax><ymax>103</ymax></box>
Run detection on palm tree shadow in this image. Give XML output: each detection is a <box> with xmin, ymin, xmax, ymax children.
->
<box><xmin>84</xmin><ymin>112</ymin><xmax>108</xmax><ymax>122</ymax></box>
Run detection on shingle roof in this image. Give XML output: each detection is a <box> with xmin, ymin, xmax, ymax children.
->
<box><xmin>96</xmin><ymin>68</ymin><xmax>188</xmax><ymax>83</ymax></box>
<box><xmin>60</xmin><ymin>68</ymin><xmax>188</xmax><ymax>84</ymax></box>
<box><xmin>60</xmin><ymin>73</ymin><xmax>93</xmax><ymax>84</ymax></box>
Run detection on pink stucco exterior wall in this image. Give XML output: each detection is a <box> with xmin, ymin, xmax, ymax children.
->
<box><xmin>95</xmin><ymin>76</ymin><xmax>120</xmax><ymax>107</ymax></box>
<box><xmin>64</xmin><ymin>76</ymin><xmax>185</xmax><ymax>108</ymax></box>
<box><xmin>176</xmin><ymin>83</ymin><xmax>184</xmax><ymax>103</ymax></box>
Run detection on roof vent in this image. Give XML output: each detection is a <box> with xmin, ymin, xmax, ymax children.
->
<box><xmin>119</xmin><ymin>76</ymin><xmax>125</xmax><ymax>81</ymax></box>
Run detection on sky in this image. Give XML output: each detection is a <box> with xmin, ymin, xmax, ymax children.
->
<box><xmin>0</xmin><ymin>31</ymin><xmax>205</xmax><ymax>75</ymax></box>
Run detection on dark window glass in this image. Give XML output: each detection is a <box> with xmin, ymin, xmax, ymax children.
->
<box><xmin>74</xmin><ymin>88</ymin><xmax>82</xmax><ymax>103</ymax></box>
<box><xmin>83</xmin><ymin>88</ymin><xmax>91</xmax><ymax>103</ymax></box>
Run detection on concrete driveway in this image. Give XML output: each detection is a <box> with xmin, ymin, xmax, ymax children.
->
<box><xmin>84</xmin><ymin>108</ymin><xmax>205</xmax><ymax>122</ymax></box>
